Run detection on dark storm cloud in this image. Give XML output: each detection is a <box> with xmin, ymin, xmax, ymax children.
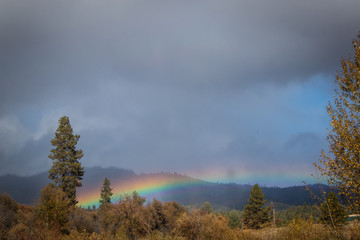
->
<box><xmin>0</xmin><ymin>0</ymin><xmax>359</xmax><ymax>182</ymax></box>
<box><xmin>1</xmin><ymin>0</ymin><xmax>359</xmax><ymax>102</ymax></box>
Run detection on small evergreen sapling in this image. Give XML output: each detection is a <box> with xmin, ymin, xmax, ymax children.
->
<box><xmin>320</xmin><ymin>192</ymin><xmax>347</xmax><ymax>227</ymax></box>
<box><xmin>99</xmin><ymin>177</ymin><xmax>113</xmax><ymax>207</ymax></box>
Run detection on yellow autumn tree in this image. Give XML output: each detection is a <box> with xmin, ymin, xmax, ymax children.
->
<box><xmin>316</xmin><ymin>33</ymin><xmax>360</xmax><ymax>213</ymax></box>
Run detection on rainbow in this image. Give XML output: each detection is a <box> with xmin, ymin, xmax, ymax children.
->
<box><xmin>77</xmin><ymin>167</ymin><xmax>317</xmax><ymax>208</ymax></box>
<box><xmin>77</xmin><ymin>173</ymin><xmax>205</xmax><ymax>208</ymax></box>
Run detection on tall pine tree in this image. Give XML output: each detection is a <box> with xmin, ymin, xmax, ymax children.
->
<box><xmin>242</xmin><ymin>184</ymin><xmax>270</xmax><ymax>229</ymax></box>
<box><xmin>99</xmin><ymin>177</ymin><xmax>113</xmax><ymax>207</ymax></box>
<box><xmin>48</xmin><ymin>116</ymin><xmax>84</xmax><ymax>205</ymax></box>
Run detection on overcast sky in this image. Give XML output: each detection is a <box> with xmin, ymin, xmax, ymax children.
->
<box><xmin>1</xmin><ymin>0</ymin><xmax>360</xmax><ymax>186</ymax></box>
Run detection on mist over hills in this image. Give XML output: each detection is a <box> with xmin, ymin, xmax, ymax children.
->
<box><xmin>0</xmin><ymin>166</ymin><xmax>328</xmax><ymax>210</ymax></box>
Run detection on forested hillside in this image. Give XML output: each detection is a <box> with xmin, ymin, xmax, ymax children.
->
<box><xmin>0</xmin><ymin>167</ymin><xmax>329</xmax><ymax>209</ymax></box>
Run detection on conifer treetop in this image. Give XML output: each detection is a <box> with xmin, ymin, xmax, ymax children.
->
<box><xmin>48</xmin><ymin>116</ymin><xmax>84</xmax><ymax>205</ymax></box>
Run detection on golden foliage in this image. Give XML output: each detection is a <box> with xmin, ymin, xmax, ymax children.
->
<box><xmin>315</xmin><ymin>33</ymin><xmax>360</xmax><ymax>213</ymax></box>
<box><xmin>4</xmin><ymin>196</ymin><xmax>360</xmax><ymax>240</ymax></box>
<box><xmin>174</xmin><ymin>210</ymin><xmax>235</xmax><ymax>240</ymax></box>
<box><xmin>8</xmin><ymin>204</ymin><xmax>63</xmax><ymax>240</ymax></box>
<box><xmin>99</xmin><ymin>191</ymin><xmax>151</xmax><ymax>239</ymax></box>
<box><xmin>35</xmin><ymin>185</ymin><xmax>72</xmax><ymax>234</ymax></box>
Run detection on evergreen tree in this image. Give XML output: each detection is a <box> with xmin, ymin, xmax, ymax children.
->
<box><xmin>242</xmin><ymin>184</ymin><xmax>270</xmax><ymax>229</ymax></box>
<box><xmin>200</xmin><ymin>201</ymin><xmax>213</xmax><ymax>214</ymax></box>
<box><xmin>320</xmin><ymin>192</ymin><xmax>347</xmax><ymax>227</ymax></box>
<box><xmin>48</xmin><ymin>116</ymin><xmax>84</xmax><ymax>205</ymax></box>
<box><xmin>316</xmin><ymin>34</ymin><xmax>360</xmax><ymax>212</ymax></box>
<box><xmin>99</xmin><ymin>177</ymin><xmax>113</xmax><ymax>207</ymax></box>
<box><xmin>227</xmin><ymin>209</ymin><xmax>242</xmax><ymax>229</ymax></box>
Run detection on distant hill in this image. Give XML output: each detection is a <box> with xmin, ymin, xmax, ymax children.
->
<box><xmin>0</xmin><ymin>167</ymin><xmax>136</xmax><ymax>205</ymax></box>
<box><xmin>0</xmin><ymin>167</ymin><xmax>330</xmax><ymax>209</ymax></box>
<box><xmin>0</xmin><ymin>172</ymin><xmax>49</xmax><ymax>205</ymax></box>
<box><xmin>154</xmin><ymin>181</ymin><xmax>329</xmax><ymax>210</ymax></box>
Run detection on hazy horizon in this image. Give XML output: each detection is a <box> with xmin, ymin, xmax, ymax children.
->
<box><xmin>0</xmin><ymin>165</ymin><xmax>321</xmax><ymax>188</ymax></box>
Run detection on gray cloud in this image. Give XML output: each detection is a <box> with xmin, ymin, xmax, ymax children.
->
<box><xmin>1</xmin><ymin>0</ymin><xmax>359</xmax><ymax>101</ymax></box>
<box><xmin>0</xmin><ymin>0</ymin><xmax>358</xmax><ymax>184</ymax></box>
<box><xmin>0</xmin><ymin>115</ymin><xmax>31</xmax><ymax>156</ymax></box>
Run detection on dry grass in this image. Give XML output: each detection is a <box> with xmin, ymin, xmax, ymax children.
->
<box><xmin>26</xmin><ymin>219</ymin><xmax>360</xmax><ymax>240</ymax></box>
<box><xmin>233</xmin><ymin>219</ymin><xmax>360</xmax><ymax>240</ymax></box>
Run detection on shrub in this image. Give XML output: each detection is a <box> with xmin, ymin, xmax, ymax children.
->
<box><xmin>0</xmin><ymin>193</ymin><xmax>18</xmax><ymax>239</ymax></box>
<box><xmin>278</xmin><ymin>218</ymin><xmax>336</xmax><ymax>240</ymax></box>
<box><xmin>35</xmin><ymin>185</ymin><xmax>72</xmax><ymax>234</ymax></box>
<box><xmin>69</xmin><ymin>207</ymin><xmax>99</xmax><ymax>233</ymax></box>
<box><xmin>227</xmin><ymin>209</ymin><xmax>242</xmax><ymax>229</ymax></box>
<box><xmin>162</xmin><ymin>201</ymin><xmax>185</xmax><ymax>232</ymax></box>
<box><xmin>174</xmin><ymin>211</ymin><xmax>234</xmax><ymax>240</ymax></box>
<box><xmin>100</xmin><ymin>191</ymin><xmax>150</xmax><ymax>239</ymax></box>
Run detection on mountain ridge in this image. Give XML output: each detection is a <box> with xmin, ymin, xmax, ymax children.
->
<box><xmin>0</xmin><ymin>166</ymin><xmax>328</xmax><ymax>209</ymax></box>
